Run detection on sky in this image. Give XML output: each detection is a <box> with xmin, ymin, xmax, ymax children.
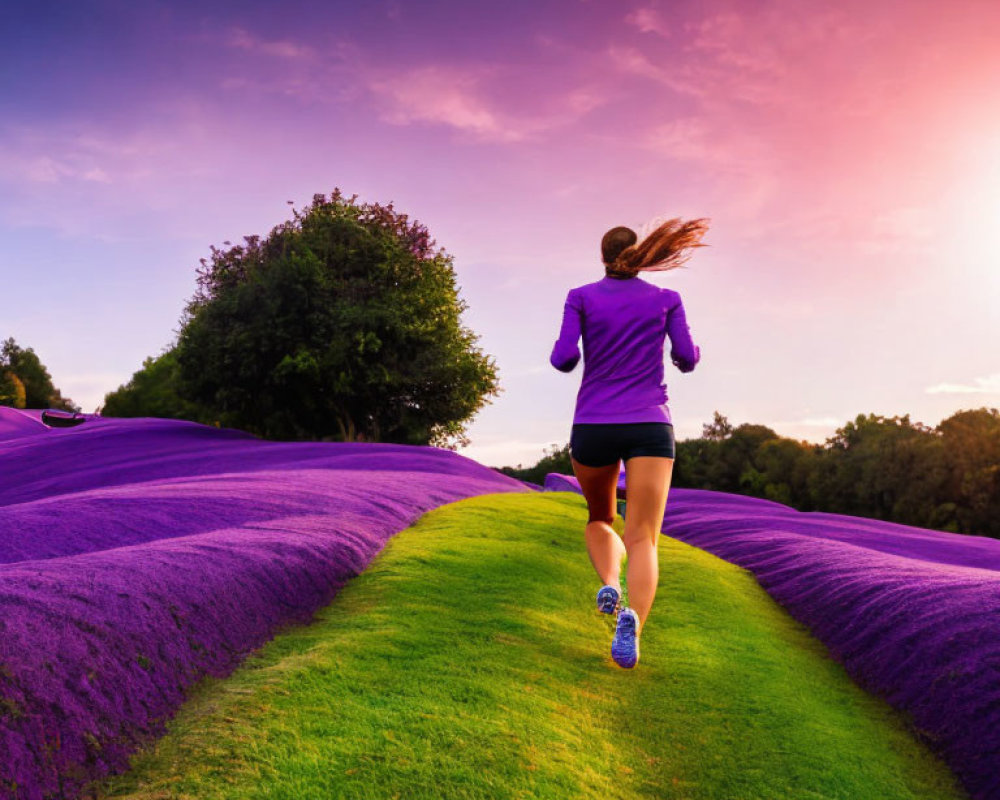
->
<box><xmin>2</xmin><ymin>0</ymin><xmax>998</xmax><ymax>467</ymax></box>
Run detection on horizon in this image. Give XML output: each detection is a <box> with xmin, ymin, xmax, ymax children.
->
<box><xmin>3</xmin><ymin>0</ymin><xmax>999</xmax><ymax>466</ymax></box>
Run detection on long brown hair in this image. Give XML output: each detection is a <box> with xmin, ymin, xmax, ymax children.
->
<box><xmin>603</xmin><ymin>217</ymin><xmax>710</xmax><ymax>279</ymax></box>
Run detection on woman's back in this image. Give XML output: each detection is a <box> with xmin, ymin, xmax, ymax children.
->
<box><xmin>550</xmin><ymin>275</ymin><xmax>699</xmax><ymax>425</ymax></box>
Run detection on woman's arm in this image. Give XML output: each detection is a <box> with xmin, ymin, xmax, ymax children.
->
<box><xmin>550</xmin><ymin>290</ymin><xmax>582</xmax><ymax>372</ymax></box>
<box><xmin>666</xmin><ymin>294</ymin><xmax>700</xmax><ymax>373</ymax></box>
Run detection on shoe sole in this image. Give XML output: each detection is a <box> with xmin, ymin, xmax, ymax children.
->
<box><xmin>611</xmin><ymin>611</ymin><xmax>639</xmax><ymax>669</ymax></box>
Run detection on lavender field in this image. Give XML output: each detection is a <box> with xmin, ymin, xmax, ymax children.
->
<box><xmin>2</xmin><ymin>402</ymin><xmax>995</xmax><ymax>799</ymax></box>
<box><xmin>0</xmin><ymin>408</ymin><xmax>526</xmax><ymax>799</ymax></box>
<box><xmin>548</xmin><ymin>472</ymin><xmax>1000</xmax><ymax>800</ymax></box>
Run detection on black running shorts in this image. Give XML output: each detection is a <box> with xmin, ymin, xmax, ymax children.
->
<box><xmin>570</xmin><ymin>422</ymin><xmax>676</xmax><ymax>467</ymax></box>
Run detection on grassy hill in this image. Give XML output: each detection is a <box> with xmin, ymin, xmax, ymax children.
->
<box><xmin>88</xmin><ymin>492</ymin><xmax>966</xmax><ymax>800</ymax></box>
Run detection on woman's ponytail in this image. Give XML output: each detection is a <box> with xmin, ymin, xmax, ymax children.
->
<box><xmin>604</xmin><ymin>218</ymin><xmax>710</xmax><ymax>279</ymax></box>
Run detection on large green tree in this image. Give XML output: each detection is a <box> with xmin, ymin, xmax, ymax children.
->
<box><xmin>169</xmin><ymin>190</ymin><xmax>498</xmax><ymax>446</ymax></box>
<box><xmin>0</xmin><ymin>338</ymin><xmax>78</xmax><ymax>411</ymax></box>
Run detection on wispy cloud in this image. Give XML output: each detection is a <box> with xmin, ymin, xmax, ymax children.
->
<box><xmin>365</xmin><ymin>63</ymin><xmax>608</xmax><ymax>143</ymax></box>
<box><xmin>625</xmin><ymin>7</ymin><xmax>670</xmax><ymax>38</ymax></box>
<box><xmin>224</xmin><ymin>27</ymin><xmax>317</xmax><ymax>61</ymax></box>
<box><xmin>926</xmin><ymin>374</ymin><xmax>1000</xmax><ymax>394</ymax></box>
<box><xmin>0</xmin><ymin>116</ymin><xmax>216</xmax><ymax>189</ymax></box>
<box><xmin>10</xmin><ymin>155</ymin><xmax>113</xmax><ymax>185</ymax></box>
<box><xmin>606</xmin><ymin>45</ymin><xmax>695</xmax><ymax>94</ymax></box>
<box><xmin>212</xmin><ymin>26</ymin><xmax>609</xmax><ymax>143</ymax></box>
<box><xmin>0</xmin><ymin>110</ymin><xmax>224</xmax><ymax>238</ymax></box>
<box><xmin>645</xmin><ymin>117</ymin><xmax>719</xmax><ymax>162</ymax></box>
<box><xmin>367</xmin><ymin>66</ymin><xmax>524</xmax><ymax>142</ymax></box>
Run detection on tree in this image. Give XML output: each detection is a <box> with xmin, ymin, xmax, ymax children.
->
<box><xmin>698</xmin><ymin>420</ymin><xmax>780</xmax><ymax>495</ymax></box>
<box><xmin>756</xmin><ymin>437</ymin><xmax>818</xmax><ymax>508</ymax></box>
<box><xmin>101</xmin><ymin>348</ymin><xmax>206</xmax><ymax>421</ymax></box>
<box><xmin>810</xmin><ymin>413</ymin><xmax>944</xmax><ymax>523</ymax></box>
<box><xmin>0</xmin><ymin>338</ymin><xmax>78</xmax><ymax>411</ymax></box>
<box><xmin>0</xmin><ymin>370</ymin><xmax>26</xmax><ymax>408</ymax></box>
<box><xmin>938</xmin><ymin>408</ymin><xmax>1000</xmax><ymax>536</ymax></box>
<box><xmin>702</xmin><ymin>411</ymin><xmax>734</xmax><ymax>441</ymax></box>
<box><xmin>673</xmin><ymin>436</ymin><xmax>717</xmax><ymax>489</ymax></box>
<box><xmin>172</xmin><ymin>190</ymin><xmax>499</xmax><ymax>446</ymax></box>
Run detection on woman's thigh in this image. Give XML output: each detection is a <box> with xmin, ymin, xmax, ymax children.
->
<box><xmin>571</xmin><ymin>457</ymin><xmax>620</xmax><ymax>524</ymax></box>
<box><xmin>623</xmin><ymin>456</ymin><xmax>674</xmax><ymax>546</ymax></box>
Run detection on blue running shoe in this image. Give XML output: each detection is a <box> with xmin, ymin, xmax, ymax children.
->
<box><xmin>596</xmin><ymin>584</ymin><xmax>621</xmax><ymax>614</ymax></box>
<box><xmin>611</xmin><ymin>607</ymin><xmax>640</xmax><ymax>668</ymax></box>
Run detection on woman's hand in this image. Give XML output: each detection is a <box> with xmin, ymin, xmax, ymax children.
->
<box><xmin>671</xmin><ymin>345</ymin><xmax>700</xmax><ymax>373</ymax></box>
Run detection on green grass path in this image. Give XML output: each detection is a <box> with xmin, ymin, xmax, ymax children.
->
<box><xmin>89</xmin><ymin>492</ymin><xmax>966</xmax><ymax>800</ymax></box>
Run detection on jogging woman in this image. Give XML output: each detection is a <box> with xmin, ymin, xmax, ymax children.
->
<box><xmin>550</xmin><ymin>219</ymin><xmax>707</xmax><ymax>669</ymax></box>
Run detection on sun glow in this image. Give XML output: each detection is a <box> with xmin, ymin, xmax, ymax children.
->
<box><xmin>949</xmin><ymin>134</ymin><xmax>1000</xmax><ymax>298</ymax></box>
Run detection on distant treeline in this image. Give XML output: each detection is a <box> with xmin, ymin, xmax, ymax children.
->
<box><xmin>498</xmin><ymin>409</ymin><xmax>1000</xmax><ymax>538</ymax></box>
<box><xmin>0</xmin><ymin>337</ymin><xmax>78</xmax><ymax>412</ymax></box>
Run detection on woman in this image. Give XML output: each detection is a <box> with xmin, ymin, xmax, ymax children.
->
<box><xmin>550</xmin><ymin>219</ymin><xmax>707</xmax><ymax>669</ymax></box>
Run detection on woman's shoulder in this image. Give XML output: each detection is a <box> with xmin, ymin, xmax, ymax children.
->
<box><xmin>656</xmin><ymin>284</ymin><xmax>684</xmax><ymax>304</ymax></box>
<box><xmin>564</xmin><ymin>278</ymin><xmax>603</xmax><ymax>300</ymax></box>
<box><xmin>622</xmin><ymin>277</ymin><xmax>682</xmax><ymax>304</ymax></box>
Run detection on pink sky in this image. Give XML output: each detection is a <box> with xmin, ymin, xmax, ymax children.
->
<box><xmin>2</xmin><ymin>0</ymin><xmax>998</xmax><ymax>466</ymax></box>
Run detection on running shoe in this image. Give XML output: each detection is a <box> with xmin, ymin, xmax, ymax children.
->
<box><xmin>596</xmin><ymin>584</ymin><xmax>621</xmax><ymax>614</ymax></box>
<box><xmin>611</xmin><ymin>607</ymin><xmax>640</xmax><ymax>668</ymax></box>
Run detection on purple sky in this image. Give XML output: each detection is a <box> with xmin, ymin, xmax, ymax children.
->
<box><xmin>2</xmin><ymin>0</ymin><xmax>999</xmax><ymax>466</ymax></box>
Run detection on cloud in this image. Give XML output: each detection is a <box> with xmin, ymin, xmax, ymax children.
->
<box><xmin>608</xmin><ymin>12</ymin><xmax>793</xmax><ymax>106</ymax></box>
<box><xmin>213</xmin><ymin>28</ymin><xmax>362</xmax><ymax>104</ymax></box>
<box><xmin>6</xmin><ymin>153</ymin><xmax>115</xmax><ymax>186</ymax></box>
<box><xmin>211</xmin><ymin>26</ymin><xmax>609</xmax><ymax>143</ymax></box>
<box><xmin>926</xmin><ymin>374</ymin><xmax>1000</xmax><ymax>394</ymax></box>
<box><xmin>645</xmin><ymin>117</ymin><xmax>718</xmax><ymax>162</ymax></box>
<box><xmin>365</xmin><ymin>64</ymin><xmax>609</xmax><ymax>143</ymax></box>
<box><xmin>224</xmin><ymin>27</ymin><xmax>316</xmax><ymax>61</ymax></box>
<box><xmin>0</xmin><ymin>110</ymin><xmax>225</xmax><ymax>238</ymax></box>
<box><xmin>626</xmin><ymin>7</ymin><xmax>670</xmax><ymax>38</ymax></box>
<box><xmin>606</xmin><ymin>45</ymin><xmax>696</xmax><ymax>94</ymax></box>
<box><xmin>368</xmin><ymin>66</ymin><xmax>523</xmax><ymax>142</ymax></box>
<box><xmin>0</xmin><ymin>117</ymin><xmax>216</xmax><ymax>191</ymax></box>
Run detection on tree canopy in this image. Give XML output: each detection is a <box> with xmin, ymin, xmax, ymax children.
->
<box><xmin>104</xmin><ymin>190</ymin><xmax>499</xmax><ymax>447</ymax></box>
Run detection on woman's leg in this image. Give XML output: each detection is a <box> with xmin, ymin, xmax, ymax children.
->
<box><xmin>622</xmin><ymin>456</ymin><xmax>674</xmax><ymax>632</ymax></box>
<box><xmin>571</xmin><ymin>456</ymin><xmax>627</xmax><ymax>591</ymax></box>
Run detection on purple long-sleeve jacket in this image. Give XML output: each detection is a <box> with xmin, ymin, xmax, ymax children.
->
<box><xmin>550</xmin><ymin>275</ymin><xmax>700</xmax><ymax>425</ymax></box>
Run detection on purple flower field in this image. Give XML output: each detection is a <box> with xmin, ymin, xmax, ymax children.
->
<box><xmin>547</xmin><ymin>471</ymin><xmax>1000</xmax><ymax>800</ymax></box>
<box><xmin>0</xmin><ymin>408</ymin><xmax>527</xmax><ymax>800</ymax></box>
